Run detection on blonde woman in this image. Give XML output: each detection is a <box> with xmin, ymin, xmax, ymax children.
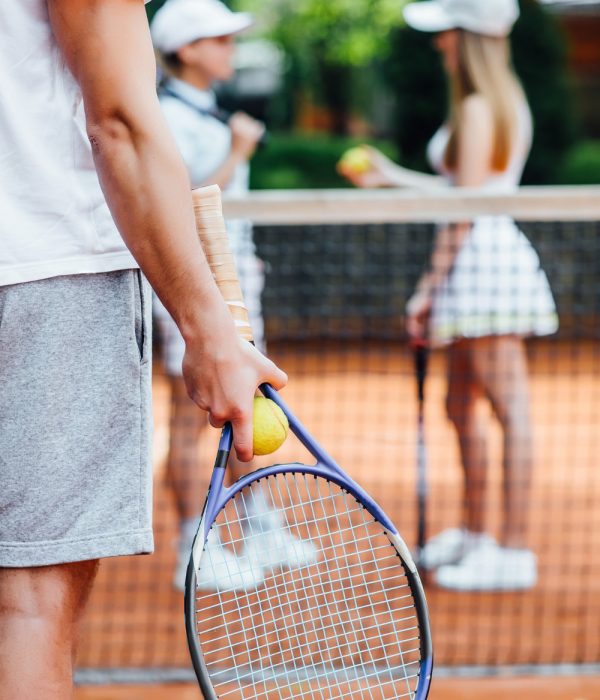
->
<box><xmin>342</xmin><ymin>0</ymin><xmax>558</xmax><ymax>590</ymax></box>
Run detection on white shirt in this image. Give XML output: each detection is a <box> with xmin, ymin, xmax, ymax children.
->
<box><xmin>0</xmin><ymin>0</ymin><xmax>139</xmax><ymax>286</ymax></box>
<box><xmin>158</xmin><ymin>78</ymin><xmax>254</xmax><ymax>255</ymax></box>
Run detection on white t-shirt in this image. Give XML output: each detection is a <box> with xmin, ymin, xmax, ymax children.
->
<box><xmin>0</xmin><ymin>0</ymin><xmax>140</xmax><ymax>286</ymax></box>
<box><xmin>158</xmin><ymin>78</ymin><xmax>254</xmax><ymax>256</ymax></box>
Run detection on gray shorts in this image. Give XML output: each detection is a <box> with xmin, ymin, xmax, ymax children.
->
<box><xmin>0</xmin><ymin>270</ymin><xmax>154</xmax><ymax>567</ymax></box>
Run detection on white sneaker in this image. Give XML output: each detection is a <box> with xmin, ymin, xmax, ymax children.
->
<box><xmin>175</xmin><ymin>527</ymin><xmax>265</xmax><ymax>592</ymax></box>
<box><xmin>435</xmin><ymin>541</ymin><xmax>537</xmax><ymax>591</ymax></box>
<box><xmin>419</xmin><ymin>528</ymin><xmax>495</xmax><ymax>570</ymax></box>
<box><xmin>173</xmin><ymin>541</ymin><xmax>191</xmax><ymax>592</ymax></box>
<box><xmin>242</xmin><ymin>498</ymin><xmax>319</xmax><ymax>572</ymax></box>
<box><xmin>244</xmin><ymin>524</ymin><xmax>319</xmax><ymax>571</ymax></box>
<box><xmin>173</xmin><ymin>519</ymin><xmax>198</xmax><ymax>592</ymax></box>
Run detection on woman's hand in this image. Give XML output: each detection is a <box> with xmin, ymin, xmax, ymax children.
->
<box><xmin>337</xmin><ymin>146</ymin><xmax>397</xmax><ymax>188</ymax></box>
<box><xmin>406</xmin><ymin>282</ymin><xmax>434</xmax><ymax>342</ymax></box>
<box><xmin>230</xmin><ymin>112</ymin><xmax>265</xmax><ymax>161</ymax></box>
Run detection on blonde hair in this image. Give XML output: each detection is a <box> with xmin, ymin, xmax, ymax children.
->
<box><xmin>445</xmin><ymin>31</ymin><xmax>526</xmax><ymax>172</ymax></box>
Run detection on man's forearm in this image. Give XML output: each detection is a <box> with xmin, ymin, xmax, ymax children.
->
<box><xmin>88</xmin><ymin>114</ymin><xmax>232</xmax><ymax>341</ymax></box>
<box><xmin>46</xmin><ymin>0</ymin><xmax>287</xmax><ymax>460</ymax></box>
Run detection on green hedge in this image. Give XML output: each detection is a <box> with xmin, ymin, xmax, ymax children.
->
<box><xmin>250</xmin><ymin>132</ymin><xmax>600</xmax><ymax>190</ymax></box>
<box><xmin>561</xmin><ymin>141</ymin><xmax>600</xmax><ymax>185</ymax></box>
<box><xmin>249</xmin><ymin>133</ymin><xmax>398</xmax><ymax>190</ymax></box>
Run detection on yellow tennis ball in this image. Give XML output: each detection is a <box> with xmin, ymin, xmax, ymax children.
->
<box><xmin>253</xmin><ymin>396</ymin><xmax>289</xmax><ymax>456</ymax></box>
<box><xmin>338</xmin><ymin>146</ymin><xmax>371</xmax><ymax>174</ymax></box>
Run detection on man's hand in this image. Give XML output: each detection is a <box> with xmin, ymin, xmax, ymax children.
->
<box><xmin>183</xmin><ymin>338</ymin><xmax>286</xmax><ymax>461</ymax></box>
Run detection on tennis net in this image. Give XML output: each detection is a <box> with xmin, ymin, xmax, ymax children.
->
<box><xmin>76</xmin><ymin>186</ymin><xmax>600</xmax><ymax>682</ymax></box>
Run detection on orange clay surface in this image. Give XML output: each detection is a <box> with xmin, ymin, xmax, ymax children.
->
<box><xmin>77</xmin><ymin>340</ymin><xmax>600</xmax><ymax>672</ymax></box>
<box><xmin>74</xmin><ymin>675</ymin><xmax>600</xmax><ymax>700</ymax></box>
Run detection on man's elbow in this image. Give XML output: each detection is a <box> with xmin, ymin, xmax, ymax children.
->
<box><xmin>86</xmin><ymin>109</ymin><xmax>145</xmax><ymax>157</ymax></box>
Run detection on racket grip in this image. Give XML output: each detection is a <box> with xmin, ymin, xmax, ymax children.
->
<box><xmin>414</xmin><ymin>344</ymin><xmax>428</xmax><ymax>403</ymax></box>
<box><xmin>192</xmin><ymin>185</ymin><xmax>254</xmax><ymax>343</ymax></box>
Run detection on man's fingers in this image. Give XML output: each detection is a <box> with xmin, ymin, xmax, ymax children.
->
<box><xmin>231</xmin><ymin>413</ymin><xmax>254</xmax><ymax>462</ymax></box>
<box><xmin>264</xmin><ymin>362</ymin><xmax>288</xmax><ymax>391</ymax></box>
<box><xmin>208</xmin><ymin>414</ymin><xmax>226</xmax><ymax>430</ymax></box>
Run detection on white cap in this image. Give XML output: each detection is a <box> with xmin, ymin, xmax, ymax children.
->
<box><xmin>151</xmin><ymin>0</ymin><xmax>254</xmax><ymax>54</ymax></box>
<box><xmin>403</xmin><ymin>0</ymin><xmax>519</xmax><ymax>37</ymax></box>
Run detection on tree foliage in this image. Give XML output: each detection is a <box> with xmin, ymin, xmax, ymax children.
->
<box><xmin>240</xmin><ymin>0</ymin><xmax>407</xmax><ymax>67</ymax></box>
<box><xmin>149</xmin><ymin>0</ymin><xmax>579</xmax><ymax>182</ymax></box>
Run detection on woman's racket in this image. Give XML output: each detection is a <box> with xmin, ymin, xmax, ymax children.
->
<box><xmin>413</xmin><ymin>343</ymin><xmax>429</xmax><ymax>569</ymax></box>
<box><xmin>185</xmin><ymin>185</ymin><xmax>433</xmax><ymax>700</ymax></box>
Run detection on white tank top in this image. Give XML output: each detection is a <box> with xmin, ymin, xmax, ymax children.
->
<box><xmin>426</xmin><ymin>97</ymin><xmax>533</xmax><ymax>192</ymax></box>
<box><xmin>0</xmin><ymin>0</ymin><xmax>143</xmax><ymax>286</ymax></box>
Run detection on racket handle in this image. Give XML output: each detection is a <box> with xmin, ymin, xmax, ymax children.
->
<box><xmin>192</xmin><ymin>185</ymin><xmax>254</xmax><ymax>343</ymax></box>
<box><xmin>414</xmin><ymin>343</ymin><xmax>428</xmax><ymax>404</ymax></box>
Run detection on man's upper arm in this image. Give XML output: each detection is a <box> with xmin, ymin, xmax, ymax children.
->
<box><xmin>47</xmin><ymin>0</ymin><xmax>158</xmax><ymax>129</ymax></box>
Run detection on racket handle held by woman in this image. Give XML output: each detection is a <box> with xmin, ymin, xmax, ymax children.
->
<box><xmin>414</xmin><ymin>341</ymin><xmax>429</xmax><ymax>568</ymax></box>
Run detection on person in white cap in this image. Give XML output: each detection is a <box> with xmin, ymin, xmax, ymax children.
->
<box><xmin>341</xmin><ymin>0</ymin><xmax>558</xmax><ymax>591</ymax></box>
<box><xmin>0</xmin><ymin>0</ymin><xmax>288</xmax><ymax>696</ymax></box>
<box><xmin>151</xmin><ymin>0</ymin><xmax>317</xmax><ymax>592</ymax></box>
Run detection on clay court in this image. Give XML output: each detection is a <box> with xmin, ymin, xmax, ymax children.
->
<box><xmin>76</xmin><ymin>338</ymin><xmax>600</xmax><ymax>698</ymax></box>
<box><xmin>73</xmin><ymin>675</ymin><xmax>599</xmax><ymax>700</ymax></box>
<box><xmin>74</xmin><ymin>175</ymin><xmax>600</xmax><ymax>700</ymax></box>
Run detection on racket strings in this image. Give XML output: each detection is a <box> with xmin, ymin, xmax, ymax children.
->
<box><xmin>198</xmin><ymin>592</ymin><xmax>417</xmax><ymax>639</ymax></box>
<box><xmin>202</xmin><ymin>482</ymin><xmax>418</xmax><ymax>700</ymax></box>
<box><xmin>298</xmin><ymin>477</ymin><xmax>412</xmax><ymax>700</ymax></box>
<box><xmin>199</xmin><ymin>544</ymin><xmax>416</xmax><ymax>692</ymax></box>
<box><xmin>194</xmin><ymin>472</ymin><xmax>422</xmax><ymax>699</ymax></box>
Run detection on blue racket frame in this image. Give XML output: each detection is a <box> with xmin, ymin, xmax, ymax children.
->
<box><xmin>185</xmin><ymin>383</ymin><xmax>433</xmax><ymax>700</ymax></box>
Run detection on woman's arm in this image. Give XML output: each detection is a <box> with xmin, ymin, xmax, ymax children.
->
<box><xmin>368</xmin><ymin>146</ymin><xmax>448</xmax><ymax>189</ymax></box>
<box><xmin>340</xmin><ymin>146</ymin><xmax>447</xmax><ymax>189</ymax></box>
<box><xmin>48</xmin><ymin>0</ymin><xmax>286</xmax><ymax>460</ymax></box>
<box><xmin>429</xmin><ymin>94</ymin><xmax>494</xmax><ymax>282</ymax></box>
<box><xmin>197</xmin><ymin>113</ymin><xmax>264</xmax><ymax>190</ymax></box>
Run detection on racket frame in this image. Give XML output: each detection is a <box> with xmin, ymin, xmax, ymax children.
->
<box><xmin>185</xmin><ymin>383</ymin><xmax>433</xmax><ymax>700</ymax></box>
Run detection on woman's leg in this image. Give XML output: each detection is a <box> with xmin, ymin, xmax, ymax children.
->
<box><xmin>166</xmin><ymin>378</ymin><xmax>260</xmax><ymax>589</ymax></box>
<box><xmin>166</xmin><ymin>379</ymin><xmax>315</xmax><ymax>584</ymax></box>
<box><xmin>166</xmin><ymin>376</ymin><xmax>210</xmax><ymax>523</ymax></box>
<box><xmin>470</xmin><ymin>336</ymin><xmax>532</xmax><ymax>549</ymax></box>
<box><xmin>446</xmin><ymin>340</ymin><xmax>488</xmax><ymax>535</ymax></box>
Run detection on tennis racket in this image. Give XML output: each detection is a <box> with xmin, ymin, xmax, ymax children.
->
<box><xmin>413</xmin><ymin>343</ymin><xmax>429</xmax><ymax>569</ymax></box>
<box><xmin>185</xmin><ymin>185</ymin><xmax>433</xmax><ymax>700</ymax></box>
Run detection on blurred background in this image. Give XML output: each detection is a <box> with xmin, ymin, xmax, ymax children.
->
<box><xmin>75</xmin><ymin>1</ymin><xmax>599</xmax><ymax>698</ymax></box>
<box><xmin>145</xmin><ymin>0</ymin><xmax>600</xmax><ymax>189</ymax></box>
